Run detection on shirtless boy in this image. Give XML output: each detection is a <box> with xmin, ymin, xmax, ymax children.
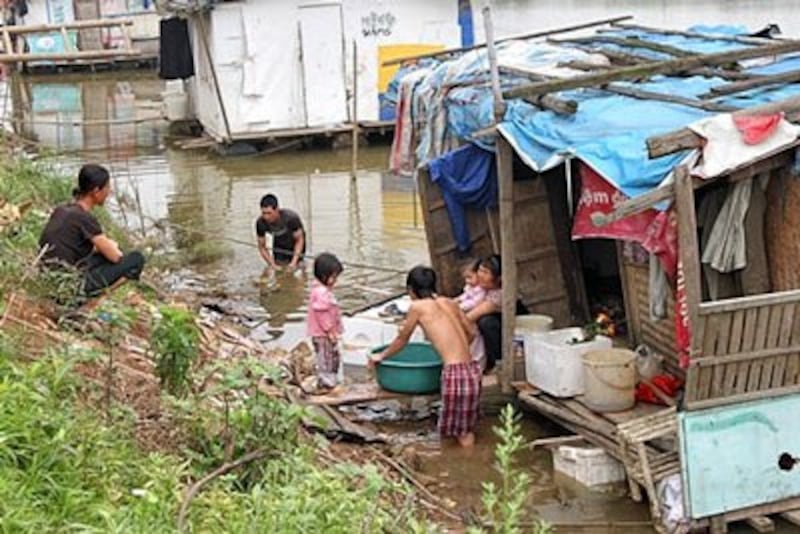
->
<box><xmin>369</xmin><ymin>266</ymin><xmax>482</xmax><ymax>447</ymax></box>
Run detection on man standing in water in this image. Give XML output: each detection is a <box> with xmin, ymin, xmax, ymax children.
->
<box><xmin>370</xmin><ymin>266</ymin><xmax>482</xmax><ymax>447</ymax></box>
<box><xmin>255</xmin><ymin>194</ymin><xmax>306</xmax><ymax>271</ymax></box>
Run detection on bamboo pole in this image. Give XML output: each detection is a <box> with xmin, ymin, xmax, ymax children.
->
<box><xmin>503</xmin><ymin>40</ymin><xmax>800</xmax><ymax>99</ymax></box>
<box><xmin>483</xmin><ymin>5</ymin><xmax>516</xmax><ymax>393</ymax></box>
<box><xmin>197</xmin><ymin>14</ymin><xmax>232</xmax><ymax>143</ymax></box>
<box><xmin>351</xmin><ymin>40</ymin><xmax>359</xmax><ymax>179</ymax></box>
<box><xmin>647</xmin><ymin>95</ymin><xmax>800</xmax><ymax>158</ymax></box>
<box><xmin>382</xmin><ymin>15</ymin><xmax>633</xmax><ymax>66</ymax></box>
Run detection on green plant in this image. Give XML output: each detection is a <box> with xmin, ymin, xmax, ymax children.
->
<box><xmin>152</xmin><ymin>305</ymin><xmax>200</xmax><ymax>397</ymax></box>
<box><xmin>471</xmin><ymin>405</ymin><xmax>552</xmax><ymax>534</ymax></box>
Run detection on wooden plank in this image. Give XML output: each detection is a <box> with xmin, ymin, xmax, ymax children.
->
<box><xmin>746</xmin><ymin>306</ymin><xmax>772</xmax><ymax>392</ymax></box>
<box><xmin>2</xmin><ymin>30</ymin><xmax>13</xmax><ymax>55</ymax></box>
<box><xmin>735</xmin><ymin>307</ymin><xmax>760</xmax><ymax>394</ymax></box>
<box><xmin>649</xmin><ymin>101</ymin><xmax>800</xmax><ymax>158</ymax></box>
<box><xmin>784</xmin><ymin>308</ymin><xmax>800</xmax><ymax>386</ymax></box>
<box><xmin>382</xmin><ymin>15</ymin><xmax>634</xmax><ymax>66</ymax></box>
<box><xmin>745</xmin><ymin>516</ymin><xmax>775</xmax><ymax>533</ymax></box>
<box><xmin>722</xmin><ymin>309</ymin><xmax>746</xmax><ymax>394</ymax></box>
<box><xmin>781</xmin><ymin>510</ymin><xmax>800</xmax><ymax>527</ymax></box>
<box><xmin>612</xmin><ymin>22</ymin><xmax>777</xmax><ymax>45</ymax></box>
<box><xmin>711</xmin><ymin>313</ymin><xmax>733</xmax><ymax>394</ymax></box>
<box><xmin>1</xmin><ymin>18</ymin><xmax>134</xmax><ymax>34</ymax></box>
<box><xmin>759</xmin><ymin>304</ymin><xmax>785</xmax><ymax>390</ymax></box>
<box><xmin>771</xmin><ymin>303</ymin><xmax>796</xmax><ymax>388</ymax></box>
<box><xmin>691</xmin><ymin>345</ymin><xmax>800</xmax><ymax>367</ymax></box>
<box><xmin>700</xmin><ymin>289</ymin><xmax>800</xmax><ymax>316</ymax></box>
<box><xmin>0</xmin><ymin>50</ymin><xmax>140</xmax><ymax>62</ymax></box>
<box><xmin>554</xmin><ymin>34</ymin><xmax>697</xmax><ymax>58</ymax></box>
<box><xmin>686</xmin><ymin>382</ymin><xmax>800</xmax><ymax>410</ymax></box>
<box><xmin>504</xmin><ymin>41</ymin><xmax>800</xmax><ymax>99</ymax></box>
<box><xmin>705</xmin><ymin>70</ymin><xmax>800</xmax><ymax>97</ymax></box>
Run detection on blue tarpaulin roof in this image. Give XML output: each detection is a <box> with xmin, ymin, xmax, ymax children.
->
<box><xmin>393</xmin><ymin>25</ymin><xmax>800</xmax><ymax>200</ymax></box>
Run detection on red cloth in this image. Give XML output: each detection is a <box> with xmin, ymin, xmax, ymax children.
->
<box><xmin>636</xmin><ymin>374</ymin><xmax>682</xmax><ymax>405</ymax></box>
<box><xmin>439</xmin><ymin>361</ymin><xmax>482</xmax><ymax>437</ymax></box>
<box><xmin>732</xmin><ymin>112</ymin><xmax>784</xmax><ymax>145</ymax></box>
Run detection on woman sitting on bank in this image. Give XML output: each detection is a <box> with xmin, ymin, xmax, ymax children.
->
<box><xmin>39</xmin><ymin>164</ymin><xmax>145</xmax><ymax>298</ymax></box>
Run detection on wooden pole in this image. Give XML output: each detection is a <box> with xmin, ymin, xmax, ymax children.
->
<box><xmin>483</xmin><ymin>5</ymin><xmax>516</xmax><ymax>393</ymax></box>
<box><xmin>0</xmin><ymin>18</ymin><xmax>134</xmax><ymax>35</ymax></box>
<box><xmin>503</xmin><ymin>40</ymin><xmax>800</xmax><ymax>99</ymax></box>
<box><xmin>704</xmin><ymin>69</ymin><xmax>800</xmax><ymax>97</ymax></box>
<box><xmin>382</xmin><ymin>15</ymin><xmax>633</xmax><ymax>66</ymax></box>
<box><xmin>197</xmin><ymin>14</ymin><xmax>232</xmax><ymax>143</ymax></box>
<box><xmin>351</xmin><ymin>40</ymin><xmax>359</xmax><ymax>179</ymax></box>
<box><xmin>612</xmin><ymin>22</ymin><xmax>778</xmax><ymax>46</ymax></box>
<box><xmin>552</xmin><ymin>35</ymin><xmax>696</xmax><ymax>58</ymax></box>
<box><xmin>675</xmin><ymin>165</ymin><xmax>701</xmax><ymax>349</ymax></box>
<box><xmin>647</xmin><ymin>95</ymin><xmax>800</xmax><ymax>158</ymax></box>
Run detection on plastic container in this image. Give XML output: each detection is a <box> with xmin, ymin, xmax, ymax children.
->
<box><xmin>552</xmin><ymin>444</ymin><xmax>626</xmax><ymax>487</ymax></box>
<box><xmin>162</xmin><ymin>90</ymin><xmax>189</xmax><ymax>121</ymax></box>
<box><xmin>582</xmin><ymin>349</ymin><xmax>637</xmax><ymax>412</ymax></box>
<box><xmin>513</xmin><ymin>314</ymin><xmax>554</xmax><ymax>358</ymax></box>
<box><xmin>372</xmin><ymin>343</ymin><xmax>443</xmax><ymax>394</ymax></box>
<box><xmin>339</xmin><ymin>317</ymin><xmax>424</xmax><ymax>366</ymax></box>
<box><xmin>525</xmin><ymin>327</ymin><xmax>612</xmax><ymax>397</ymax></box>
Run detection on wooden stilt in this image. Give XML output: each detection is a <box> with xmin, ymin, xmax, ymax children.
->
<box><xmin>351</xmin><ymin>40</ymin><xmax>359</xmax><ymax>178</ymax></box>
<box><xmin>483</xmin><ymin>5</ymin><xmax>516</xmax><ymax>392</ymax></box>
<box><xmin>675</xmin><ymin>165</ymin><xmax>702</xmax><ymax>352</ymax></box>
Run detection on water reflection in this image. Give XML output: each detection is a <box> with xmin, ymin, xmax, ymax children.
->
<box><xmin>8</xmin><ymin>72</ymin><xmax>165</xmax><ymax>152</ymax></box>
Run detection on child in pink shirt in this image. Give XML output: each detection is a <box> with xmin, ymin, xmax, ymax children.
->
<box><xmin>455</xmin><ymin>259</ymin><xmax>486</xmax><ymax>312</ymax></box>
<box><xmin>307</xmin><ymin>253</ymin><xmax>344</xmax><ymax>389</ymax></box>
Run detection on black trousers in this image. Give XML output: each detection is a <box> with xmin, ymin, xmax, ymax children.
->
<box><xmin>84</xmin><ymin>251</ymin><xmax>145</xmax><ymax>296</ymax></box>
<box><xmin>477</xmin><ymin>300</ymin><xmax>529</xmax><ymax>372</ymax></box>
<box><xmin>478</xmin><ymin>313</ymin><xmax>502</xmax><ymax>371</ymax></box>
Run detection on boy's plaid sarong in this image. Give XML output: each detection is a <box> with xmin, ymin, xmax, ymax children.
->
<box><xmin>439</xmin><ymin>361</ymin><xmax>482</xmax><ymax>437</ymax></box>
<box><xmin>312</xmin><ymin>336</ymin><xmax>340</xmax><ymax>388</ymax></box>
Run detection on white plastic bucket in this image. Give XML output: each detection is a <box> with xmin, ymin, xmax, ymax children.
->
<box><xmin>582</xmin><ymin>349</ymin><xmax>637</xmax><ymax>413</ymax></box>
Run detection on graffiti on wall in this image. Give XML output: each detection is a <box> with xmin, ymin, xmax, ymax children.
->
<box><xmin>361</xmin><ymin>11</ymin><xmax>396</xmax><ymax>37</ymax></box>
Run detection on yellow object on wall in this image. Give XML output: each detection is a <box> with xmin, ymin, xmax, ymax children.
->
<box><xmin>377</xmin><ymin>44</ymin><xmax>444</xmax><ymax>92</ymax></box>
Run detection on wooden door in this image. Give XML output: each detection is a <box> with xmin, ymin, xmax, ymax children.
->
<box><xmin>298</xmin><ymin>4</ymin><xmax>348</xmax><ymax>127</ymax></box>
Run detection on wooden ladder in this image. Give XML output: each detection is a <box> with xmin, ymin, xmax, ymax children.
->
<box><xmin>0</xmin><ymin>18</ymin><xmax>140</xmax><ymax>69</ymax></box>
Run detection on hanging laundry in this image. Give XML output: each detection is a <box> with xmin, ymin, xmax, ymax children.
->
<box><xmin>159</xmin><ymin>17</ymin><xmax>195</xmax><ymax>80</ymax></box>
<box><xmin>427</xmin><ymin>144</ymin><xmax>497</xmax><ymax>253</ymax></box>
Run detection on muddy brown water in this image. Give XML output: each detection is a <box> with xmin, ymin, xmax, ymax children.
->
<box><xmin>13</xmin><ymin>71</ymin><xmax>799</xmax><ymax>533</ymax></box>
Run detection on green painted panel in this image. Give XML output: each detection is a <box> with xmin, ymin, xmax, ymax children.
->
<box><xmin>679</xmin><ymin>394</ymin><xmax>800</xmax><ymax>518</ymax></box>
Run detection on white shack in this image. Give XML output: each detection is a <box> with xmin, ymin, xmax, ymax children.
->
<box><xmin>177</xmin><ymin>0</ymin><xmax>467</xmax><ymax>142</ymax></box>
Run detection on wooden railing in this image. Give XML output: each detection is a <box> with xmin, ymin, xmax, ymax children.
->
<box><xmin>685</xmin><ymin>289</ymin><xmax>800</xmax><ymax>409</ymax></box>
<box><xmin>0</xmin><ymin>18</ymin><xmax>140</xmax><ymax>66</ymax></box>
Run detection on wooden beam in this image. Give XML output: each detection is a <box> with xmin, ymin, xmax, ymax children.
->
<box><xmin>503</xmin><ymin>40</ymin><xmax>800</xmax><ymax>99</ymax></box>
<box><xmin>612</xmin><ymin>22</ymin><xmax>779</xmax><ymax>46</ymax></box>
<box><xmin>745</xmin><ymin>516</ymin><xmax>776</xmax><ymax>533</ymax></box>
<box><xmin>1</xmin><ymin>18</ymin><xmax>133</xmax><ymax>34</ymax></box>
<box><xmin>781</xmin><ymin>510</ymin><xmax>800</xmax><ymax>527</ymax></box>
<box><xmin>524</xmin><ymin>94</ymin><xmax>578</xmax><ymax>114</ymax></box>
<box><xmin>0</xmin><ymin>49</ymin><xmax>140</xmax><ymax>62</ymax></box>
<box><xmin>703</xmin><ymin>69</ymin><xmax>800</xmax><ymax>97</ymax></box>
<box><xmin>675</xmin><ymin>165</ymin><xmax>701</xmax><ymax>356</ymax></box>
<box><xmin>647</xmin><ymin>95</ymin><xmax>800</xmax><ymax>158</ymax></box>
<box><xmin>382</xmin><ymin>15</ymin><xmax>634</xmax><ymax>66</ymax></box>
<box><xmin>553</xmin><ymin>35</ymin><xmax>697</xmax><ymax>58</ymax></box>
<box><xmin>602</xmin><ymin>83</ymin><xmax>737</xmax><ymax>112</ymax></box>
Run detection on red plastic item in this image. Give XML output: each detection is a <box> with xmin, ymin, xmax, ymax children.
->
<box><xmin>732</xmin><ymin>113</ymin><xmax>784</xmax><ymax>145</ymax></box>
<box><xmin>635</xmin><ymin>374</ymin><xmax>682</xmax><ymax>406</ymax></box>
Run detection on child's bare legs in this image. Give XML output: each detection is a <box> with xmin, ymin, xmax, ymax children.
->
<box><xmin>457</xmin><ymin>432</ymin><xmax>475</xmax><ymax>448</ymax></box>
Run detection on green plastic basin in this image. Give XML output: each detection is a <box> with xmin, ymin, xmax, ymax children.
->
<box><xmin>372</xmin><ymin>342</ymin><xmax>443</xmax><ymax>394</ymax></box>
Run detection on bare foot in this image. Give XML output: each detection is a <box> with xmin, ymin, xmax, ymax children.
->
<box><xmin>457</xmin><ymin>432</ymin><xmax>475</xmax><ymax>448</ymax></box>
